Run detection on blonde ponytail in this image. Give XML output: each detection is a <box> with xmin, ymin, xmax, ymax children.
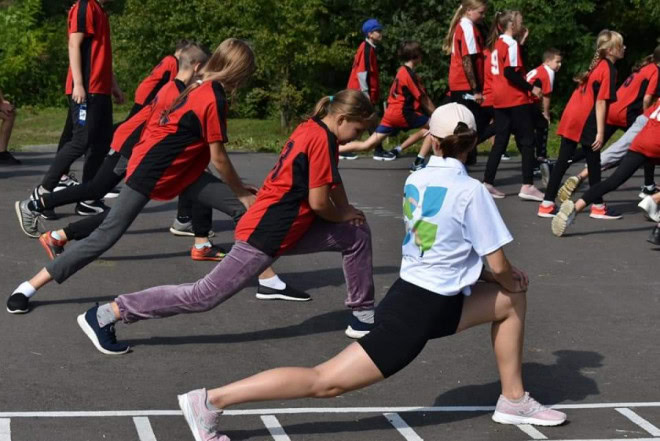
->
<box><xmin>443</xmin><ymin>1</ymin><xmax>488</xmax><ymax>55</ymax></box>
<box><xmin>574</xmin><ymin>30</ymin><xmax>624</xmax><ymax>85</ymax></box>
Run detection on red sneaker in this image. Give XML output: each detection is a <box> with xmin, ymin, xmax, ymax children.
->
<box><xmin>537</xmin><ymin>203</ymin><xmax>558</xmax><ymax>218</ymax></box>
<box><xmin>589</xmin><ymin>204</ymin><xmax>622</xmax><ymax>220</ymax></box>
<box><xmin>190</xmin><ymin>244</ymin><xmax>227</xmax><ymax>261</ymax></box>
<box><xmin>39</xmin><ymin>232</ymin><xmax>66</xmax><ymax>260</ymax></box>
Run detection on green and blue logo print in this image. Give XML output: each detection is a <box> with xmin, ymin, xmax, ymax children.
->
<box><xmin>403</xmin><ymin>184</ymin><xmax>447</xmax><ymax>256</ymax></box>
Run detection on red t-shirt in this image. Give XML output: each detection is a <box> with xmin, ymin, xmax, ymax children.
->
<box><xmin>235</xmin><ymin>118</ymin><xmax>341</xmax><ymax>257</ymax></box>
<box><xmin>607</xmin><ymin>63</ymin><xmax>660</xmax><ymax>128</ymax></box>
<box><xmin>491</xmin><ymin>35</ymin><xmax>532</xmax><ymax>108</ymax></box>
<box><xmin>111</xmin><ymin>79</ymin><xmax>185</xmax><ymax>158</ymax></box>
<box><xmin>557</xmin><ymin>59</ymin><xmax>617</xmax><ymax>144</ymax></box>
<box><xmin>126</xmin><ymin>81</ymin><xmax>228</xmax><ymax>201</ymax></box>
<box><xmin>380</xmin><ymin>66</ymin><xmax>427</xmax><ymax>128</ymax></box>
<box><xmin>526</xmin><ymin>64</ymin><xmax>555</xmax><ymax>103</ymax></box>
<box><xmin>347</xmin><ymin>41</ymin><xmax>380</xmax><ymax>105</ymax></box>
<box><xmin>630</xmin><ymin>101</ymin><xmax>660</xmax><ymax>160</ymax></box>
<box><xmin>482</xmin><ymin>48</ymin><xmax>494</xmax><ymax>107</ymax></box>
<box><xmin>449</xmin><ymin>17</ymin><xmax>485</xmax><ymax>92</ymax></box>
<box><xmin>65</xmin><ymin>0</ymin><xmax>113</xmax><ymax>95</ymax></box>
<box><xmin>133</xmin><ymin>55</ymin><xmax>179</xmax><ymax>106</ymax></box>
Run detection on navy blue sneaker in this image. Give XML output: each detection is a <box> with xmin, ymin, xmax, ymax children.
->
<box><xmin>77</xmin><ymin>305</ymin><xmax>129</xmax><ymax>355</ymax></box>
<box><xmin>345</xmin><ymin>315</ymin><xmax>375</xmax><ymax>339</ymax></box>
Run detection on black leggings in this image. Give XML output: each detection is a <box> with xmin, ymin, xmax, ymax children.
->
<box><xmin>544</xmin><ymin>137</ymin><xmax>604</xmax><ymax>204</ymax></box>
<box><xmin>580</xmin><ymin>151</ymin><xmax>650</xmax><ymax>206</ymax></box>
<box><xmin>484</xmin><ymin>104</ymin><xmax>536</xmax><ymax>185</ymax></box>
<box><xmin>532</xmin><ymin>106</ymin><xmax>549</xmax><ymax>159</ymax></box>
<box><xmin>450</xmin><ymin>92</ymin><xmax>493</xmax><ymax>163</ymax></box>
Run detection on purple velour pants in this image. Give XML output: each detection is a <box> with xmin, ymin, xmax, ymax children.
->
<box><xmin>116</xmin><ymin>220</ymin><xmax>375</xmax><ymax>323</ymax></box>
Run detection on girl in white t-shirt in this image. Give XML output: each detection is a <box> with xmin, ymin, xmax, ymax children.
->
<box><xmin>175</xmin><ymin>104</ymin><xmax>566</xmax><ymax>441</ymax></box>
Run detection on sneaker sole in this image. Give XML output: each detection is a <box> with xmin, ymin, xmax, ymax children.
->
<box><xmin>14</xmin><ymin>201</ymin><xmax>40</xmax><ymax>238</ymax></box>
<box><xmin>488</xmin><ymin>192</ymin><xmax>506</xmax><ymax>199</ymax></box>
<box><xmin>6</xmin><ymin>306</ymin><xmax>29</xmax><ymax>314</ymax></box>
<box><xmin>552</xmin><ymin>201</ymin><xmax>575</xmax><ymax>237</ymax></box>
<box><xmin>540</xmin><ymin>164</ymin><xmax>551</xmax><ymax>189</ymax></box>
<box><xmin>373</xmin><ymin>156</ymin><xmax>396</xmax><ymax>162</ymax></box>
<box><xmin>104</xmin><ymin>192</ymin><xmax>120</xmax><ymax>199</ymax></box>
<box><xmin>492</xmin><ymin>411</ymin><xmax>566</xmax><ymax>426</ymax></box>
<box><xmin>638</xmin><ymin>199</ymin><xmax>660</xmax><ymax>222</ymax></box>
<box><xmin>518</xmin><ymin>192</ymin><xmax>544</xmax><ymax>202</ymax></box>
<box><xmin>339</xmin><ymin>156</ymin><xmax>359</xmax><ymax>160</ymax></box>
<box><xmin>169</xmin><ymin>227</ymin><xmax>195</xmax><ymax>237</ymax></box>
<box><xmin>558</xmin><ymin>177</ymin><xmax>580</xmax><ymax>203</ymax></box>
<box><xmin>589</xmin><ymin>214</ymin><xmax>623</xmax><ymax>220</ymax></box>
<box><xmin>191</xmin><ymin>255</ymin><xmax>225</xmax><ymax>262</ymax></box>
<box><xmin>345</xmin><ymin>325</ymin><xmax>370</xmax><ymax>339</ymax></box>
<box><xmin>255</xmin><ymin>293</ymin><xmax>312</xmax><ymax>302</ymax></box>
<box><xmin>537</xmin><ymin>210</ymin><xmax>557</xmax><ymax>218</ymax></box>
<box><xmin>178</xmin><ymin>394</ymin><xmax>207</xmax><ymax>441</ymax></box>
<box><xmin>39</xmin><ymin>235</ymin><xmax>60</xmax><ymax>260</ymax></box>
<box><xmin>76</xmin><ymin>314</ymin><xmax>129</xmax><ymax>355</ymax></box>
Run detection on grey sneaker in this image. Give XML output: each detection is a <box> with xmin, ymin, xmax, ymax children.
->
<box><xmin>178</xmin><ymin>389</ymin><xmax>229</xmax><ymax>441</ymax></box>
<box><xmin>170</xmin><ymin>219</ymin><xmax>215</xmax><ymax>238</ymax></box>
<box><xmin>492</xmin><ymin>392</ymin><xmax>566</xmax><ymax>426</ymax></box>
<box><xmin>15</xmin><ymin>200</ymin><xmax>42</xmax><ymax>238</ymax></box>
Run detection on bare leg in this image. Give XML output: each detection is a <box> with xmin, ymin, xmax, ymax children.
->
<box><xmin>28</xmin><ymin>268</ymin><xmax>54</xmax><ymax>290</ymax></box>
<box><xmin>0</xmin><ymin>111</ymin><xmax>16</xmax><ymax>152</ymax></box>
<box><xmin>399</xmin><ymin>128</ymin><xmax>429</xmax><ymax>151</ymax></box>
<box><xmin>456</xmin><ymin>282</ymin><xmax>526</xmax><ymax>400</ymax></box>
<box><xmin>207</xmin><ymin>342</ymin><xmax>384</xmax><ymax>409</ymax></box>
<box><xmin>340</xmin><ymin>132</ymin><xmax>388</xmax><ymax>153</ymax></box>
<box><xmin>415</xmin><ymin>134</ymin><xmax>434</xmax><ymax>158</ymax></box>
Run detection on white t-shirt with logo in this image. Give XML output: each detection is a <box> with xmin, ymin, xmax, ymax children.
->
<box><xmin>400</xmin><ymin>156</ymin><xmax>513</xmax><ymax>296</ymax></box>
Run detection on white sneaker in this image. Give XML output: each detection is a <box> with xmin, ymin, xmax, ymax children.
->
<box><xmin>638</xmin><ymin>196</ymin><xmax>660</xmax><ymax>222</ymax></box>
<box><xmin>492</xmin><ymin>392</ymin><xmax>567</xmax><ymax>426</ymax></box>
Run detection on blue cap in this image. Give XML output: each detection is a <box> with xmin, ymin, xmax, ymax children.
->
<box><xmin>362</xmin><ymin>18</ymin><xmax>383</xmax><ymax>35</ymax></box>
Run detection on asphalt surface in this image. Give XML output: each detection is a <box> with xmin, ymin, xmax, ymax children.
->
<box><xmin>0</xmin><ymin>148</ymin><xmax>658</xmax><ymax>441</ymax></box>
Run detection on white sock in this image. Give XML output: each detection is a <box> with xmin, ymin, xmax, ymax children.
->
<box><xmin>416</xmin><ymin>154</ymin><xmax>425</xmax><ymax>160</ymax></box>
<box><xmin>541</xmin><ymin>200</ymin><xmax>554</xmax><ymax>207</ymax></box>
<box><xmin>394</xmin><ymin>145</ymin><xmax>403</xmax><ymax>153</ymax></box>
<box><xmin>644</xmin><ymin>184</ymin><xmax>656</xmax><ymax>190</ymax></box>
<box><xmin>14</xmin><ymin>281</ymin><xmax>37</xmax><ymax>298</ymax></box>
<box><xmin>259</xmin><ymin>275</ymin><xmax>286</xmax><ymax>290</ymax></box>
<box><xmin>194</xmin><ymin>241</ymin><xmax>212</xmax><ymax>249</ymax></box>
<box><xmin>353</xmin><ymin>309</ymin><xmax>374</xmax><ymax>324</ymax></box>
<box><xmin>51</xmin><ymin>231</ymin><xmax>62</xmax><ymax>240</ymax></box>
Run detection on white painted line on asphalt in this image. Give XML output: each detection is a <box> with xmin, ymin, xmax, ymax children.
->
<box><xmin>260</xmin><ymin>415</ymin><xmax>291</xmax><ymax>441</ymax></box>
<box><xmin>616</xmin><ymin>408</ymin><xmax>660</xmax><ymax>436</ymax></box>
<box><xmin>516</xmin><ymin>424</ymin><xmax>548</xmax><ymax>439</ymax></box>
<box><xmin>383</xmin><ymin>413</ymin><xmax>423</xmax><ymax>441</ymax></box>
<box><xmin>550</xmin><ymin>439</ymin><xmax>660</xmax><ymax>441</ymax></box>
<box><xmin>0</xmin><ymin>419</ymin><xmax>10</xmax><ymax>441</ymax></box>
<box><xmin>133</xmin><ymin>417</ymin><xmax>158</xmax><ymax>441</ymax></box>
<box><xmin>3</xmin><ymin>401</ymin><xmax>660</xmax><ymax>417</ymax></box>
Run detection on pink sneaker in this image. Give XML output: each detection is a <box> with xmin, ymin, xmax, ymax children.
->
<box><xmin>518</xmin><ymin>185</ymin><xmax>544</xmax><ymax>202</ymax></box>
<box><xmin>178</xmin><ymin>389</ymin><xmax>229</xmax><ymax>441</ymax></box>
<box><xmin>484</xmin><ymin>183</ymin><xmax>506</xmax><ymax>199</ymax></box>
<box><xmin>492</xmin><ymin>392</ymin><xmax>566</xmax><ymax>426</ymax></box>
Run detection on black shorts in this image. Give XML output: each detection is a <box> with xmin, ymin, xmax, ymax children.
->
<box><xmin>358</xmin><ymin>278</ymin><xmax>464</xmax><ymax>378</ymax></box>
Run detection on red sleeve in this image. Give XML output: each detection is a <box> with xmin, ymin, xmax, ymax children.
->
<box><xmin>203</xmin><ymin>83</ymin><xmax>228</xmax><ymax>144</ymax></box>
<box><xmin>404</xmin><ymin>70</ymin><xmax>424</xmax><ymax>101</ymax></box>
<box><xmin>308</xmin><ymin>133</ymin><xmax>340</xmax><ymax>189</ymax></box>
<box><xmin>69</xmin><ymin>1</ymin><xmax>95</xmax><ymax>35</ymax></box>
<box><xmin>646</xmin><ymin>68</ymin><xmax>659</xmax><ymax>97</ymax></box>
<box><xmin>597</xmin><ymin>62</ymin><xmax>617</xmax><ymax>101</ymax></box>
<box><xmin>355</xmin><ymin>43</ymin><xmax>366</xmax><ymax>72</ymax></box>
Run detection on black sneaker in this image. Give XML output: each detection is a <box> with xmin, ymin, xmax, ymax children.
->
<box><xmin>104</xmin><ymin>187</ymin><xmax>121</xmax><ymax>199</ymax></box>
<box><xmin>77</xmin><ymin>305</ymin><xmax>130</xmax><ymax>355</ymax></box>
<box><xmin>53</xmin><ymin>173</ymin><xmax>79</xmax><ymax>192</ymax></box>
<box><xmin>339</xmin><ymin>152</ymin><xmax>358</xmax><ymax>160</ymax></box>
<box><xmin>501</xmin><ymin>152</ymin><xmax>511</xmax><ymax>161</ymax></box>
<box><xmin>648</xmin><ymin>226</ymin><xmax>660</xmax><ymax>246</ymax></box>
<box><xmin>410</xmin><ymin>157</ymin><xmax>425</xmax><ymax>172</ymax></box>
<box><xmin>0</xmin><ymin>151</ymin><xmax>21</xmax><ymax>165</ymax></box>
<box><xmin>345</xmin><ymin>315</ymin><xmax>375</xmax><ymax>339</ymax></box>
<box><xmin>75</xmin><ymin>200</ymin><xmax>108</xmax><ymax>216</ymax></box>
<box><xmin>639</xmin><ymin>185</ymin><xmax>659</xmax><ymax>199</ymax></box>
<box><xmin>373</xmin><ymin>149</ymin><xmax>397</xmax><ymax>161</ymax></box>
<box><xmin>256</xmin><ymin>285</ymin><xmax>311</xmax><ymax>302</ymax></box>
<box><xmin>7</xmin><ymin>293</ymin><xmax>29</xmax><ymax>314</ymax></box>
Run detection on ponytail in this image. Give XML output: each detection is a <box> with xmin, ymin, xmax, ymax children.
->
<box><xmin>439</xmin><ymin>123</ymin><xmax>478</xmax><ymax>159</ymax></box>
<box><xmin>487</xmin><ymin>10</ymin><xmax>519</xmax><ymax>50</ymax></box>
<box><xmin>443</xmin><ymin>5</ymin><xmax>465</xmax><ymax>55</ymax></box>
<box><xmin>632</xmin><ymin>45</ymin><xmax>660</xmax><ymax>72</ymax></box>
<box><xmin>309</xmin><ymin>89</ymin><xmax>377</xmax><ymax>124</ymax></box>
<box><xmin>573</xmin><ymin>30</ymin><xmax>624</xmax><ymax>85</ymax></box>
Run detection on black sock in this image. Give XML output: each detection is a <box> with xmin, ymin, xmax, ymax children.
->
<box><xmin>27</xmin><ymin>199</ymin><xmax>44</xmax><ymax>212</ymax></box>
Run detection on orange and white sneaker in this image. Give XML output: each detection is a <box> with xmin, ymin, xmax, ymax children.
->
<box><xmin>537</xmin><ymin>202</ymin><xmax>558</xmax><ymax>218</ymax></box>
<box><xmin>191</xmin><ymin>244</ymin><xmax>227</xmax><ymax>261</ymax></box>
<box><xmin>589</xmin><ymin>204</ymin><xmax>622</xmax><ymax>220</ymax></box>
<box><xmin>39</xmin><ymin>232</ymin><xmax>66</xmax><ymax>260</ymax></box>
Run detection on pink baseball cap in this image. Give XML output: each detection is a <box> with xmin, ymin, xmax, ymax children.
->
<box><xmin>427</xmin><ymin>103</ymin><xmax>476</xmax><ymax>138</ymax></box>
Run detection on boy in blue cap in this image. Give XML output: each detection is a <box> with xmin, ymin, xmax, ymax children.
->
<box><xmin>344</xmin><ymin>18</ymin><xmax>397</xmax><ymax>161</ymax></box>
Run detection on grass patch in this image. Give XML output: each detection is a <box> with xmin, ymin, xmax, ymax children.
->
<box><xmin>9</xmin><ymin>106</ymin><xmax>623</xmax><ymax>157</ymax></box>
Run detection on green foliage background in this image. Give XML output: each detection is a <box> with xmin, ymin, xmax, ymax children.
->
<box><xmin>1</xmin><ymin>0</ymin><xmax>659</xmax><ymax>124</ymax></box>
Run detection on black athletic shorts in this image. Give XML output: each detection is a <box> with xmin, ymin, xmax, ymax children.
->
<box><xmin>358</xmin><ymin>278</ymin><xmax>464</xmax><ymax>378</ymax></box>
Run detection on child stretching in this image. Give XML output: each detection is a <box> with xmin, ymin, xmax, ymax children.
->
<box><xmin>538</xmin><ymin>30</ymin><xmax>625</xmax><ymax>219</ymax></box>
<box><xmin>551</xmin><ymin>102</ymin><xmax>660</xmax><ymax>236</ymax></box>
<box><xmin>340</xmin><ymin>41</ymin><xmax>435</xmax><ymax>165</ymax></box>
<box><xmin>526</xmin><ymin>48</ymin><xmax>563</xmax><ymax>187</ymax></box>
<box><xmin>174</xmin><ymin>105</ymin><xmax>566</xmax><ymax>441</ymax></box>
<box><xmin>75</xmin><ymin>89</ymin><xmax>378</xmax><ymax>355</ymax></box>
<box><xmin>557</xmin><ymin>45</ymin><xmax>660</xmax><ymax>202</ymax></box>
<box><xmin>481</xmin><ymin>11</ymin><xmax>544</xmax><ymax>201</ymax></box>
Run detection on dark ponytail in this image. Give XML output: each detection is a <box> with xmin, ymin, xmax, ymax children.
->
<box><xmin>439</xmin><ymin>123</ymin><xmax>478</xmax><ymax>158</ymax></box>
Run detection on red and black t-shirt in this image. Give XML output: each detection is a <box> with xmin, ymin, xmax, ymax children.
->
<box><xmin>482</xmin><ymin>48</ymin><xmax>494</xmax><ymax>107</ymax></box>
<box><xmin>557</xmin><ymin>59</ymin><xmax>617</xmax><ymax>145</ymax></box>
<box><xmin>449</xmin><ymin>17</ymin><xmax>485</xmax><ymax>92</ymax></box>
<box><xmin>630</xmin><ymin>99</ymin><xmax>660</xmax><ymax>160</ymax></box>
<box><xmin>526</xmin><ymin>64</ymin><xmax>555</xmax><ymax>103</ymax></box>
<box><xmin>134</xmin><ymin>55</ymin><xmax>179</xmax><ymax>106</ymax></box>
<box><xmin>126</xmin><ymin>80</ymin><xmax>228</xmax><ymax>201</ymax></box>
<box><xmin>65</xmin><ymin>0</ymin><xmax>113</xmax><ymax>95</ymax></box>
<box><xmin>235</xmin><ymin>118</ymin><xmax>341</xmax><ymax>257</ymax></box>
<box><xmin>380</xmin><ymin>66</ymin><xmax>427</xmax><ymax>128</ymax></box>
<box><xmin>111</xmin><ymin>79</ymin><xmax>186</xmax><ymax>158</ymax></box>
<box><xmin>607</xmin><ymin>63</ymin><xmax>660</xmax><ymax>128</ymax></box>
<box><xmin>347</xmin><ymin>41</ymin><xmax>380</xmax><ymax>105</ymax></box>
<box><xmin>492</xmin><ymin>34</ymin><xmax>532</xmax><ymax>108</ymax></box>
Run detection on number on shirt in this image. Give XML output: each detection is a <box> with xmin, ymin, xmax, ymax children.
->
<box><xmin>623</xmin><ymin>73</ymin><xmax>636</xmax><ymax>88</ymax></box>
<box><xmin>270</xmin><ymin>140</ymin><xmax>295</xmax><ymax>180</ymax></box>
<box><xmin>490</xmin><ymin>50</ymin><xmax>500</xmax><ymax>76</ymax></box>
<box><xmin>525</xmin><ymin>69</ymin><xmax>538</xmax><ymax>82</ymax></box>
<box><xmin>651</xmin><ymin>106</ymin><xmax>660</xmax><ymax>122</ymax></box>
